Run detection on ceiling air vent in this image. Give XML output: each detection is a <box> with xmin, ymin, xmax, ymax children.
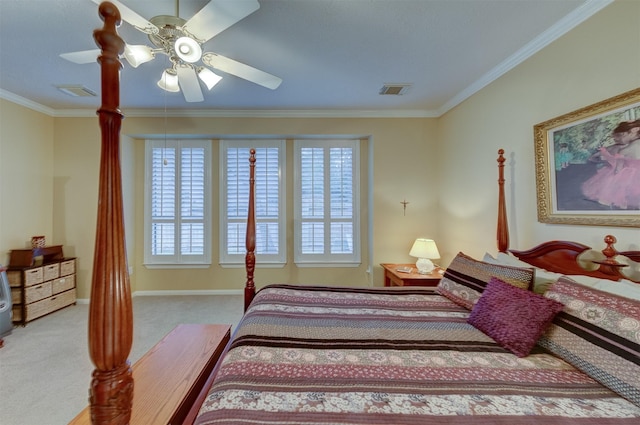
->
<box><xmin>379</xmin><ymin>83</ymin><xmax>411</xmax><ymax>95</ymax></box>
<box><xmin>55</xmin><ymin>85</ymin><xmax>97</xmax><ymax>97</ymax></box>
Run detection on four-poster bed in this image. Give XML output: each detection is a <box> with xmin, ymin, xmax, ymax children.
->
<box><xmin>79</xmin><ymin>3</ymin><xmax>640</xmax><ymax>424</ymax></box>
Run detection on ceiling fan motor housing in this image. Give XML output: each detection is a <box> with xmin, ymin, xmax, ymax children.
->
<box><xmin>148</xmin><ymin>15</ymin><xmax>195</xmax><ymax>61</ymax></box>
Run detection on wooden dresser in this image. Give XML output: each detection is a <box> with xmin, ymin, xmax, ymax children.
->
<box><xmin>7</xmin><ymin>245</ymin><xmax>76</xmax><ymax>325</ymax></box>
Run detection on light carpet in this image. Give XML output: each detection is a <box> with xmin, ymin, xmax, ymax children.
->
<box><xmin>0</xmin><ymin>295</ymin><xmax>244</xmax><ymax>425</ymax></box>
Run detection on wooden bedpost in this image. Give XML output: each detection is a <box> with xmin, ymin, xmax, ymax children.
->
<box><xmin>89</xmin><ymin>2</ymin><xmax>134</xmax><ymax>424</ymax></box>
<box><xmin>244</xmin><ymin>149</ymin><xmax>257</xmax><ymax>311</ymax></box>
<box><xmin>497</xmin><ymin>149</ymin><xmax>509</xmax><ymax>253</ymax></box>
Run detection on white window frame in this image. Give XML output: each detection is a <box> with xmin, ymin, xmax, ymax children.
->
<box><xmin>143</xmin><ymin>139</ymin><xmax>212</xmax><ymax>267</ymax></box>
<box><xmin>294</xmin><ymin>139</ymin><xmax>361</xmax><ymax>267</ymax></box>
<box><xmin>220</xmin><ymin>140</ymin><xmax>286</xmax><ymax>266</ymax></box>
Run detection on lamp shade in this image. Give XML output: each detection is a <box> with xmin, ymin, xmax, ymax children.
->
<box><xmin>409</xmin><ymin>238</ymin><xmax>440</xmax><ymax>274</ymax></box>
<box><xmin>123</xmin><ymin>44</ymin><xmax>154</xmax><ymax>68</ymax></box>
<box><xmin>197</xmin><ymin>67</ymin><xmax>222</xmax><ymax>90</ymax></box>
<box><xmin>174</xmin><ymin>37</ymin><xmax>202</xmax><ymax>63</ymax></box>
<box><xmin>157</xmin><ymin>69</ymin><xmax>180</xmax><ymax>92</ymax></box>
<box><xmin>409</xmin><ymin>238</ymin><xmax>440</xmax><ymax>259</ymax></box>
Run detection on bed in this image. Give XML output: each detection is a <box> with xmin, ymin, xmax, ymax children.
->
<box><xmin>86</xmin><ymin>3</ymin><xmax>640</xmax><ymax>424</ymax></box>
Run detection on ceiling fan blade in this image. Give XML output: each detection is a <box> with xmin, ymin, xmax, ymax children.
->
<box><xmin>60</xmin><ymin>49</ymin><xmax>101</xmax><ymax>64</ymax></box>
<box><xmin>184</xmin><ymin>0</ymin><xmax>260</xmax><ymax>43</ymax></box>
<box><xmin>176</xmin><ymin>65</ymin><xmax>204</xmax><ymax>103</ymax></box>
<box><xmin>89</xmin><ymin>0</ymin><xmax>158</xmax><ymax>35</ymax></box>
<box><xmin>202</xmin><ymin>53</ymin><xmax>282</xmax><ymax>90</ymax></box>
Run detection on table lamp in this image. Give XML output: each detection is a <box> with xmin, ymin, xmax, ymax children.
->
<box><xmin>409</xmin><ymin>238</ymin><xmax>440</xmax><ymax>274</ymax></box>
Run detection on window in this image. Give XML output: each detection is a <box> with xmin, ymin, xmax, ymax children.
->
<box><xmin>294</xmin><ymin>139</ymin><xmax>360</xmax><ymax>266</ymax></box>
<box><xmin>220</xmin><ymin>140</ymin><xmax>285</xmax><ymax>265</ymax></box>
<box><xmin>144</xmin><ymin>139</ymin><xmax>211</xmax><ymax>266</ymax></box>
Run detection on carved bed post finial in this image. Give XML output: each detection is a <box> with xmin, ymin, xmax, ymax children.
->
<box><xmin>602</xmin><ymin>235</ymin><xmax>618</xmax><ymax>261</ymax></box>
<box><xmin>583</xmin><ymin>235</ymin><xmax>630</xmax><ymax>278</ymax></box>
<box><xmin>245</xmin><ymin>149</ymin><xmax>257</xmax><ymax>311</ymax></box>
<box><xmin>89</xmin><ymin>2</ymin><xmax>134</xmax><ymax>424</ymax></box>
<box><xmin>595</xmin><ymin>234</ymin><xmax>627</xmax><ymax>276</ymax></box>
<box><xmin>496</xmin><ymin>149</ymin><xmax>509</xmax><ymax>252</ymax></box>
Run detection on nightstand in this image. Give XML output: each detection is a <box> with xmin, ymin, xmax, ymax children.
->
<box><xmin>381</xmin><ymin>263</ymin><xmax>444</xmax><ymax>287</ymax></box>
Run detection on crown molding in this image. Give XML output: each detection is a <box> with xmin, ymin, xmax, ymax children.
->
<box><xmin>0</xmin><ymin>89</ymin><xmax>55</xmax><ymax>116</ymax></box>
<box><xmin>438</xmin><ymin>0</ymin><xmax>614</xmax><ymax>115</ymax></box>
<box><xmin>120</xmin><ymin>108</ymin><xmax>437</xmax><ymax>118</ymax></box>
<box><xmin>4</xmin><ymin>102</ymin><xmax>437</xmax><ymax>118</ymax></box>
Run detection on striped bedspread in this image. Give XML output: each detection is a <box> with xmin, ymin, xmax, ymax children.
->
<box><xmin>194</xmin><ymin>285</ymin><xmax>640</xmax><ymax>424</ymax></box>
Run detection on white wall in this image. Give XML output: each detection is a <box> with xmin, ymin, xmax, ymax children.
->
<box><xmin>438</xmin><ymin>0</ymin><xmax>640</xmax><ymax>262</ymax></box>
<box><xmin>0</xmin><ymin>99</ymin><xmax>54</xmax><ymax>262</ymax></box>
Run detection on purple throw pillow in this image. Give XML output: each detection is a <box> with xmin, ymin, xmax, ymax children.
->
<box><xmin>468</xmin><ymin>277</ymin><xmax>564</xmax><ymax>357</ymax></box>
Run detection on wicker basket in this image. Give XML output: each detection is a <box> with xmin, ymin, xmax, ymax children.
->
<box><xmin>43</xmin><ymin>263</ymin><xmax>59</xmax><ymax>281</ymax></box>
<box><xmin>60</xmin><ymin>259</ymin><xmax>75</xmax><ymax>276</ymax></box>
<box><xmin>52</xmin><ymin>275</ymin><xmax>75</xmax><ymax>294</ymax></box>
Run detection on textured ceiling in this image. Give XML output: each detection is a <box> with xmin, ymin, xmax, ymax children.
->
<box><xmin>0</xmin><ymin>0</ymin><xmax>608</xmax><ymax>116</ymax></box>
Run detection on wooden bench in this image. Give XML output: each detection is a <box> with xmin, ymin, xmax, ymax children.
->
<box><xmin>70</xmin><ymin>323</ymin><xmax>231</xmax><ymax>425</ymax></box>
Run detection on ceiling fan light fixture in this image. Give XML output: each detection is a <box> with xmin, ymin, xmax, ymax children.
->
<box><xmin>123</xmin><ymin>44</ymin><xmax>155</xmax><ymax>68</ymax></box>
<box><xmin>197</xmin><ymin>67</ymin><xmax>222</xmax><ymax>90</ymax></box>
<box><xmin>174</xmin><ymin>37</ymin><xmax>202</xmax><ymax>63</ymax></box>
<box><xmin>157</xmin><ymin>68</ymin><xmax>180</xmax><ymax>92</ymax></box>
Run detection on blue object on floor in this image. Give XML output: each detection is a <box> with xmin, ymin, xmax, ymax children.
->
<box><xmin>0</xmin><ymin>265</ymin><xmax>13</xmax><ymax>338</ymax></box>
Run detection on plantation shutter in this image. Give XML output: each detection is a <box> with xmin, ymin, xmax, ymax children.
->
<box><xmin>295</xmin><ymin>140</ymin><xmax>360</xmax><ymax>265</ymax></box>
<box><xmin>221</xmin><ymin>141</ymin><xmax>285</xmax><ymax>264</ymax></box>
<box><xmin>145</xmin><ymin>139</ymin><xmax>211</xmax><ymax>265</ymax></box>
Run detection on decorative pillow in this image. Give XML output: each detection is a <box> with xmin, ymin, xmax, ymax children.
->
<box><xmin>481</xmin><ymin>252</ymin><xmax>637</xmax><ymax>295</ymax></box>
<box><xmin>468</xmin><ymin>277</ymin><xmax>564</xmax><ymax>357</ymax></box>
<box><xmin>593</xmin><ymin>278</ymin><xmax>640</xmax><ymax>301</ymax></box>
<box><xmin>539</xmin><ymin>276</ymin><xmax>640</xmax><ymax>407</ymax></box>
<box><xmin>436</xmin><ymin>252</ymin><xmax>534</xmax><ymax>310</ymax></box>
<box><xmin>495</xmin><ymin>251</ymin><xmax>533</xmax><ymax>268</ymax></box>
<box><xmin>482</xmin><ymin>252</ymin><xmax>565</xmax><ymax>294</ymax></box>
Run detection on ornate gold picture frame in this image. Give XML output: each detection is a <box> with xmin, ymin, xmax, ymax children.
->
<box><xmin>534</xmin><ymin>87</ymin><xmax>640</xmax><ymax>227</ymax></box>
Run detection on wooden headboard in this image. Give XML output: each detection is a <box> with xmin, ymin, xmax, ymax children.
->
<box><xmin>510</xmin><ymin>235</ymin><xmax>640</xmax><ymax>283</ymax></box>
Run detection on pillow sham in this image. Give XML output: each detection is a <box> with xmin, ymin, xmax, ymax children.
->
<box><xmin>539</xmin><ymin>276</ymin><xmax>640</xmax><ymax>407</ymax></box>
<box><xmin>482</xmin><ymin>252</ymin><xmax>558</xmax><ymax>294</ymax></box>
<box><xmin>495</xmin><ymin>251</ymin><xmax>532</xmax><ymax>268</ymax></box>
<box><xmin>468</xmin><ymin>277</ymin><xmax>564</xmax><ymax>357</ymax></box>
<box><xmin>593</xmin><ymin>278</ymin><xmax>640</xmax><ymax>301</ymax></box>
<box><xmin>483</xmin><ymin>251</ymin><xmax>626</xmax><ymax>294</ymax></box>
<box><xmin>436</xmin><ymin>252</ymin><xmax>534</xmax><ymax>310</ymax></box>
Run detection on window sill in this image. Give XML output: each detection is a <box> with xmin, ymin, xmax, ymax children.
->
<box><xmin>144</xmin><ymin>263</ymin><xmax>211</xmax><ymax>269</ymax></box>
<box><xmin>219</xmin><ymin>262</ymin><xmax>286</xmax><ymax>269</ymax></box>
<box><xmin>294</xmin><ymin>262</ymin><xmax>361</xmax><ymax>268</ymax></box>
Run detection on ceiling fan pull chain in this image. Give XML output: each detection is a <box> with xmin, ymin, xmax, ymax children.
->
<box><xmin>163</xmin><ymin>79</ymin><xmax>167</xmax><ymax>166</ymax></box>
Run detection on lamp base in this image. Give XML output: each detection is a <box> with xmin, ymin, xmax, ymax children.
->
<box><xmin>415</xmin><ymin>258</ymin><xmax>435</xmax><ymax>274</ymax></box>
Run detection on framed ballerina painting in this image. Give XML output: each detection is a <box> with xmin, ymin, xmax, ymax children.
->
<box><xmin>534</xmin><ymin>87</ymin><xmax>640</xmax><ymax>227</ymax></box>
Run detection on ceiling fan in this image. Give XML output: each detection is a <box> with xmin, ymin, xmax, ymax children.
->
<box><xmin>60</xmin><ymin>0</ymin><xmax>282</xmax><ymax>102</ymax></box>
